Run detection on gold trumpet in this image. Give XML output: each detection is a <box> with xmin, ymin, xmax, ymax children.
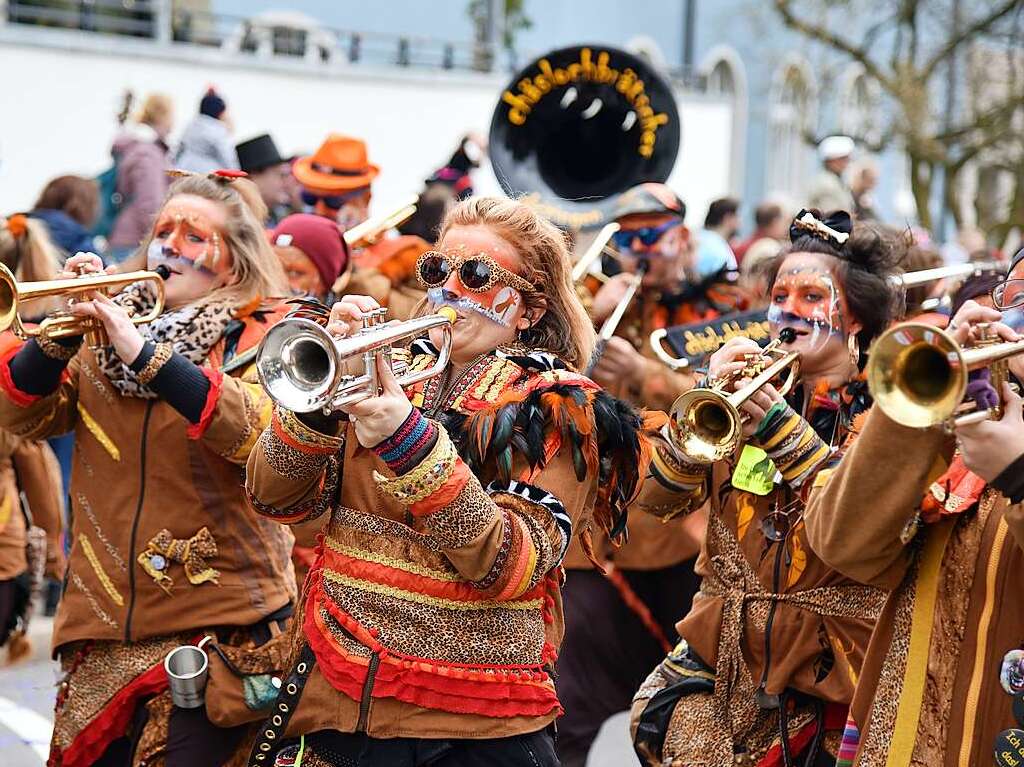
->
<box><xmin>343</xmin><ymin>195</ymin><xmax>419</xmax><ymax>249</ymax></box>
<box><xmin>668</xmin><ymin>328</ymin><xmax>800</xmax><ymax>463</ymax></box>
<box><xmin>867</xmin><ymin>321</ymin><xmax>1024</xmax><ymax>429</ymax></box>
<box><xmin>0</xmin><ymin>262</ymin><xmax>165</xmax><ymax>349</ymax></box>
<box><xmin>257</xmin><ymin>306</ymin><xmax>456</xmax><ymax>414</ymax></box>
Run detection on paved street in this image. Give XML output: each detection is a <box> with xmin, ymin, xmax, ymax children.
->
<box><xmin>0</xmin><ymin>612</ymin><xmax>639</xmax><ymax>767</ymax></box>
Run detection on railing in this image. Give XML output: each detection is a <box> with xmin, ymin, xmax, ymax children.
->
<box><xmin>4</xmin><ymin>0</ymin><xmax>491</xmax><ymax>72</ymax></box>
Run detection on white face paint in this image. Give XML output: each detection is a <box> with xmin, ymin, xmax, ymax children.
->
<box><xmin>426</xmin><ymin>286</ymin><xmax>521</xmax><ymax>328</ymax></box>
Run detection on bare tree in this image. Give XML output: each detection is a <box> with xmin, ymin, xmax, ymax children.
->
<box><xmin>773</xmin><ymin>0</ymin><xmax>1024</xmax><ymax>236</ymax></box>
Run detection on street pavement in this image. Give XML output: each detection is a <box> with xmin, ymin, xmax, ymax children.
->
<box><xmin>0</xmin><ymin>614</ymin><xmax>640</xmax><ymax>767</ymax></box>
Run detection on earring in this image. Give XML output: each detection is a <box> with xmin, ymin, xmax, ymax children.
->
<box><xmin>848</xmin><ymin>333</ymin><xmax>860</xmax><ymax>368</ymax></box>
<box><xmin>212</xmin><ymin>233</ymin><xmax>222</xmax><ymax>267</ymax></box>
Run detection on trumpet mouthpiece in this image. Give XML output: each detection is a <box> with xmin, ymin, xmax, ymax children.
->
<box><xmin>437</xmin><ymin>307</ymin><xmax>457</xmax><ymax>324</ymax></box>
<box><xmin>779</xmin><ymin>327</ymin><xmax>797</xmax><ymax>344</ymax></box>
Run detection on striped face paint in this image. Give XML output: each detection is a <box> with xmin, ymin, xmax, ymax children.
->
<box><xmin>767</xmin><ymin>254</ymin><xmax>849</xmax><ymax>351</ymax></box>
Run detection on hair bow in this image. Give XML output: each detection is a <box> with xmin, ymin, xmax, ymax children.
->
<box><xmin>166</xmin><ymin>168</ymin><xmax>249</xmax><ymax>182</ymax></box>
<box><xmin>2</xmin><ymin>213</ymin><xmax>28</xmax><ymax>239</ymax></box>
<box><xmin>790</xmin><ymin>209</ymin><xmax>852</xmax><ymax>248</ymax></box>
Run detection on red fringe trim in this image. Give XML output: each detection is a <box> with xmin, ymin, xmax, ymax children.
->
<box><xmin>186</xmin><ymin>367</ymin><xmax>223</xmax><ymax>440</ymax></box>
<box><xmin>305</xmin><ymin>581</ymin><xmax>560</xmax><ymax>719</ymax></box>
<box><xmin>758</xmin><ymin>703</ymin><xmax>848</xmax><ymax>767</ymax></box>
<box><xmin>0</xmin><ymin>341</ymin><xmax>43</xmax><ymax>408</ymax></box>
<box><xmin>321</xmin><ymin>545</ymin><xmax>545</xmax><ymax>604</ymax></box>
<box><xmin>55</xmin><ymin>661</ymin><xmax>169</xmax><ymax>767</ymax></box>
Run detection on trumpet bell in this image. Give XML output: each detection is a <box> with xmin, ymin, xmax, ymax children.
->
<box><xmin>257</xmin><ymin>319</ymin><xmax>339</xmax><ymax>413</ymax></box>
<box><xmin>867</xmin><ymin>323</ymin><xmax>967</xmax><ymax>428</ymax></box>
<box><xmin>669</xmin><ymin>388</ymin><xmax>743</xmax><ymax>464</ymax></box>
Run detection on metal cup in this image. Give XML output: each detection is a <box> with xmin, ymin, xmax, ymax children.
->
<box><xmin>164</xmin><ymin>643</ymin><xmax>209</xmax><ymax>709</ymax></box>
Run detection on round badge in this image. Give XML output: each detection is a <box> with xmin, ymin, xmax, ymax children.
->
<box><xmin>149</xmin><ymin>554</ymin><xmax>168</xmax><ymax>572</ymax></box>
<box><xmin>994</xmin><ymin>728</ymin><xmax>1024</xmax><ymax>767</ymax></box>
<box><xmin>1001</xmin><ymin>650</ymin><xmax>1024</xmax><ymax>695</ymax></box>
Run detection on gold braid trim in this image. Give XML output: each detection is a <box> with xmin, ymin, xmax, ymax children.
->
<box><xmin>78</xmin><ymin>533</ymin><xmax>124</xmax><ymax>606</ymax></box>
<box><xmin>136</xmin><ymin>342</ymin><xmax>173</xmax><ymax>386</ymax></box>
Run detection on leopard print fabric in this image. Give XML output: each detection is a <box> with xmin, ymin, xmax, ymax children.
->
<box><xmin>93</xmin><ymin>280</ymin><xmax>237</xmax><ymax>398</ymax></box>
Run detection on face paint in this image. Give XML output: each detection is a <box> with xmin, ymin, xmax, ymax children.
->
<box><xmin>150</xmin><ymin>205</ymin><xmax>227</xmax><ymax>274</ymax></box>
<box><xmin>426</xmin><ymin>286</ymin><xmax>522</xmax><ymax>327</ymax></box>
<box><xmin>768</xmin><ymin>262</ymin><xmax>848</xmax><ymax>350</ymax></box>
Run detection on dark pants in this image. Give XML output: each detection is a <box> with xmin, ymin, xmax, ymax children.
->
<box><xmin>299</xmin><ymin>726</ymin><xmax>559</xmax><ymax>767</ymax></box>
<box><xmin>555</xmin><ymin>559</ymin><xmax>700</xmax><ymax>767</ymax></box>
<box><xmin>94</xmin><ymin>702</ymin><xmax>250</xmax><ymax>767</ymax></box>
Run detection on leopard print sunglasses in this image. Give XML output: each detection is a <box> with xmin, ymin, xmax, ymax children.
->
<box><xmin>416</xmin><ymin>250</ymin><xmax>536</xmax><ymax>295</ymax></box>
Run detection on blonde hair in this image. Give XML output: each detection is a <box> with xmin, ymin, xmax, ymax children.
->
<box><xmin>0</xmin><ymin>216</ymin><xmax>63</xmax><ymax>317</ymax></box>
<box><xmin>438</xmin><ymin>196</ymin><xmax>595</xmax><ymax>370</ymax></box>
<box><xmin>126</xmin><ymin>175</ymin><xmax>286</xmax><ymax>305</ymax></box>
<box><xmin>0</xmin><ymin>217</ymin><xmax>61</xmax><ymax>283</ymax></box>
<box><xmin>135</xmin><ymin>93</ymin><xmax>173</xmax><ymax>129</ymax></box>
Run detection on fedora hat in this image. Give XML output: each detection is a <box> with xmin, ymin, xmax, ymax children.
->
<box><xmin>293</xmin><ymin>134</ymin><xmax>380</xmax><ymax>193</ymax></box>
<box><xmin>236</xmin><ymin>134</ymin><xmax>285</xmax><ymax>174</ymax></box>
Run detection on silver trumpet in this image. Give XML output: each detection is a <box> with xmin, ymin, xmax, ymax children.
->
<box><xmin>257</xmin><ymin>307</ymin><xmax>456</xmax><ymax>413</ymax></box>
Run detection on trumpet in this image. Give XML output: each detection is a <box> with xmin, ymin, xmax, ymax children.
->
<box><xmin>0</xmin><ymin>262</ymin><xmax>166</xmax><ymax>349</ymax></box>
<box><xmin>343</xmin><ymin>195</ymin><xmax>419</xmax><ymax>249</ymax></box>
<box><xmin>867</xmin><ymin>321</ymin><xmax>1024</xmax><ymax>429</ymax></box>
<box><xmin>257</xmin><ymin>306</ymin><xmax>456</xmax><ymax>413</ymax></box>
<box><xmin>668</xmin><ymin>328</ymin><xmax>800</xmax><ymax>463</ymax></box>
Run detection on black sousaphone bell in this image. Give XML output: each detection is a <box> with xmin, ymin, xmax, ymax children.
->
<box><xmin>489</xmin><ymin>44</ymin><xmax>681</xmax><ymax>229</ymax></box>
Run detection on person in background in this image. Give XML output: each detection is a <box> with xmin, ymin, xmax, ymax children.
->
<box><xmin>0</xmin><ymin>431</ymin><xmax>66</xmax><ymax>664</ymax></box>
<box><xmin>30</xmin><ymin>175</ymin><xmax>101</xmax><ymax>258</ymax></box>
<box><xmin>270</xmin><ymin>213</ymin><xmax>349</xmax><ymax>303</ymax></box>
<box><xmin>174</xmin><ymin>87</ymin><xmax>239</xmax><ymax>174</ymax></box>
<box><xmin>808</xmin><ymin>135</ymin><xmax>856</xmax><ymax>214</ymax></box>
<box><xmin>737</xmin><ymin>236</ymin><xmax>783</xmax><ymax>304</ymax></box>
<box><xmin>108</xmin><ymin>92</ymin><xmax>174</xmax><ymax>262</ymax></box>
<box><xmin>694</xmin><ymin>197</ymin><xmax>740</xmax><ymax>278</ymax></box>
<box><xmin>850</xmin><ymin>157</ymin><xmax>880</xmax><ymax>221</ymax></box>
<box><xmin>733</xmin><ymin>201</ymin><xmax>787</xmax><ymax>264</ymax></box>
<box><xmin>236</xmin><ymin>133</ymin><xmax>292</xmax><ymax>226</ymax></box>
<box><xmin>293</xmin><ymin>133</ymin><xmax>378</xmax><ymax>234</ymax></box>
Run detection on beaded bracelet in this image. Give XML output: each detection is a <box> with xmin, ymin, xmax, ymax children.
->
<box><xmin>374</xmin><ymin>409</ymin><xmax>421</xmax><ymax>455</ymax></box>
<box><xmin>379</xmin><ymin>413</ymin><xmax>429</xmax><ymax>465</ymax></box>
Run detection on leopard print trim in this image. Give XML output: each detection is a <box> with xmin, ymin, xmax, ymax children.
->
<box><xmin>37</xmin><ymin>334</ymin><xmax>81</xmax><ymax>361</ymax></box>
<box><xmin>422</xmin><ymin>478</ymin><xmax>495</xmax><ymax>550</ymax></box>
<box><xmin>249</xmin><ymin>456</ymin><xmax>339</xmax><ymax>523</ymax></box>
<box><xmin>136</xmin><ymin>342</ymin><xmax>173</xmax><ymax>386</ymax></box>
<box><xmin>260</xmin><ymin>423</ymin><xmax>331</xmax><ymax>480</ymax></box>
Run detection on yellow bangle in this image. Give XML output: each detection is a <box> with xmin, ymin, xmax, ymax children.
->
<box><xmin>374</xmin><ymin>426</ymin><xmax>457</xmax><ymax>504</ymax></box>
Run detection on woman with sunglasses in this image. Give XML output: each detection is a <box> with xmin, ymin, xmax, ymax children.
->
<box><xmin>245</xmin><ymin>195</ymin><xmax>649</xmax><ymax>767</ymax></box>
<box><xmin>629</xmin><ymin>210</ymin><xmax>903</xmax><ymax>767</ymax></box>
<box><xmin>802</xmin><ymin>249</ymin><xmax>1024</xmax><ymax>765</ymax></box>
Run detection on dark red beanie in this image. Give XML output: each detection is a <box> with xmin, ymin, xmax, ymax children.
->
<box><xmin>271</xmin><ymin>214</ymin><xmax>349</xmax><ymax>290</ymax></box>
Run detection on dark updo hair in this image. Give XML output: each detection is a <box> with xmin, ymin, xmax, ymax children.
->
<box><xmin>767</xmin><ymin>209</ymin><xmax>907</xmax><ymax>363</ymax></box>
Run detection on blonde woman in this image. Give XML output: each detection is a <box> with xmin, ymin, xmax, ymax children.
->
<box><xmin>0</xmin><ymin>174</ymin><xmax>293</xmax><ymax>767</ymax></box>
<box><xmin>245</xmin><ymin>196</ymin><xmax>649</xmax><ymax>767</ymax></box>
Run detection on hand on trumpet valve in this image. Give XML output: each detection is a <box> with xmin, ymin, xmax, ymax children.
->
<box><xmin>706</xmin><ymin>337</ymin><xmax>765</xmax><ymax>388</ymax></box>
<box><xmin>947</xmin><ymin>299</ymin><xmax>1018</xmax><ymax>346</ymax></box>
<box><xmin>340</xmin><ymin>353</ymin><xmax>413</xmax><ymax>449</ymax></box>
<box><xmin>956</xmin><ymin>382</ymin><xmax>1024</xmax><ymax>482</ymax></box>
<box><xmin>69</xmin><ymin>292</ymin><xmax>145</xmax><ymax>363</ymax></box>
<box><xmin>326</xmin><ymin>295</ymin><xmax>381</xmax><ymax>339</ymax></box>
<box><xmin>59</xmin><ymin>252</ymin><xmax>114</xmax><ymax>281</ymax></box>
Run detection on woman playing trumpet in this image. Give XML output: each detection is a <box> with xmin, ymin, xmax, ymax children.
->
<box><xmin>802</xmin><ymin>250</ymin><xmax>1024</xmax><ymax>765</ymax></box>
<box><xmin>0</xmin><ymin>173</ymin><xmax>295</xmax><ymax>767</ymax></box>
<box><xmin>631</xmin><ymin>210</ymin><xmax>903</xmax><ymax>766</ymax></box>
<box><xmin>244</xmin><ymin>196</ymin><xmax>649</xmax><ymax>767</ymax></box>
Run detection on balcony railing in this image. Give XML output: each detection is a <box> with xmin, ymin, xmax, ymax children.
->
<box><xmin>3</xmin><ymin>0</ymin><xmax>492</xmax><ymax>72</ymax></box>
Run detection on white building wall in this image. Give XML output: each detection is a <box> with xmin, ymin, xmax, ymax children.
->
<box><xmin>0</xmin><ymin>32</ymin><xmax>732</xmax><ymax>229</ymax></box>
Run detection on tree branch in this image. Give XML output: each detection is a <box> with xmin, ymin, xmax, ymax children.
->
<box><xmin>922</xmin><ymin>0</ymin><xmax>1022</xmax><ymax>81</ymax></box>
<box><xmin>773</xmin><ymin>0</ymin><xmax>895</xmax><ymax>92</ymax></box>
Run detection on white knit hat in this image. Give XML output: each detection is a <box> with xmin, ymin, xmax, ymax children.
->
<box><xmin>818</xmin><ymin>135</ymin><xmax>855</xmax><ymax>161</ymax></box>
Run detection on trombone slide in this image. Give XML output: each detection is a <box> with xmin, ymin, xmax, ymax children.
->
<box><xmin>572</xmin><ymin>222</ymin><xmax>621</xmax><ymax>283</ymax></box>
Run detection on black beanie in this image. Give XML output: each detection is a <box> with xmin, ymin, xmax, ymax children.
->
<box><xmin>199</xmin><ymin>88</ymin><xmax>226</xmax><ymax>119</ymax></box>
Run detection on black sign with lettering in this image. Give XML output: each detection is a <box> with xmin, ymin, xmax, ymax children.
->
<box><xmin>662</xmin><ymin>310</ymin><xmax>771</xmax><ymax>367</ymax></box>
<box><xmin>994</xmin><ymin>728</ymin><xmax>1024</xmax><ymax>767</ymax></box>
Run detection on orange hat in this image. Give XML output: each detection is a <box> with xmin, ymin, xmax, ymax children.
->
<box><xmin>293</xmin><ymin>134</ymin><xmax>380</xmax><ymax>193</ymax></box>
